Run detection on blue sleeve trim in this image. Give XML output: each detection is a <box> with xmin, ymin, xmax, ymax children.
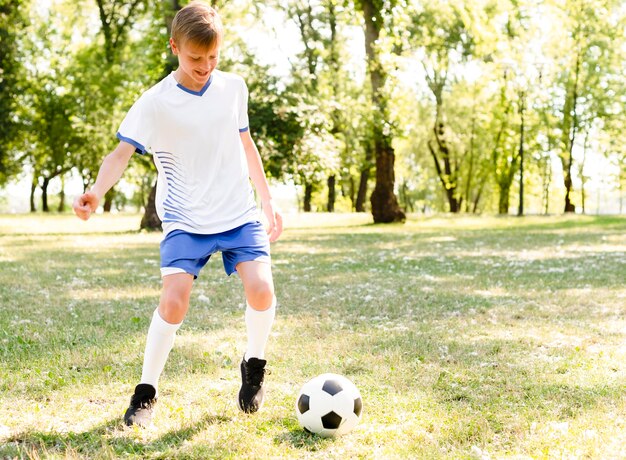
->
<box><xmin>117</xmin><ymin>132</ymin><xmax>147</xmax><ymax>154</ymax></box>
<box><xmin>239</xmin><ymin>126</ymin><xmax>249</xmax><ymax>133</ymax></box>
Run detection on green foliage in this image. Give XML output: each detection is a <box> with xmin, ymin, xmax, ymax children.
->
<box><xmin>1</xmin><ymin>0</ymin><xmax>624</xmax><ymax>215</ymax></box>
<box><xmin>271</xmin><ymin>1</ymin><xmax>374</xmax><ymax>211</ymax></box>
<box><xmin>9</xmin><ymin>0</ymin><xmax>164</xmax><ymax>212</ymax></box>
<box><xmin>220</xmin><ymin>37</ymin><xmax>305</xmax><ymax>180</ymax></box>
<box><xmin>0</xmin><ymin>0</ymin><xmax>29</xmax><ymax>185</ymax></box>
<box><xmin>67</xmin><ymin>3</ymin><xmax>165</xmax><ymax>191</ymax></box>
<box><xmin>388</xmin><ymin>0</ymin><xmax>625</xmax><ymax>214</ymax></box>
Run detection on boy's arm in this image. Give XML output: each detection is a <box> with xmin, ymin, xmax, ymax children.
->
<box><xmin>240</xmin><ymin>130</ymin><xmax>283</xmax><ymax>242</ymax></box>
<box><xmin>73</xmin><ymin>141</ymin><xmax>136</xmax><ymax>221</ymax></box>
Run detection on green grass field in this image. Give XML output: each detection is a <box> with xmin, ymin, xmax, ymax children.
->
<box><xmin>1</xmin><ymin>213</ymin><xmax>625</xmax><ymax>459</ymax></box>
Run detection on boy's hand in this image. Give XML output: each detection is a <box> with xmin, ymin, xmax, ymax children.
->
<box><xmin>262</xmin><ymin>199</ymin><xmax>283</xmax><ymax>243</ymax></box>
<box><xmin>73</xmin><ymin>191</ymin><xmax>100</xmax><ymax>221</ymax></box>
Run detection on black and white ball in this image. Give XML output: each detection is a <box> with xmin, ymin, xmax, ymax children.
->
<box><xmin>295</xmin><ymin>373</ymin><xmax>363</xmax><ymax>437</ymax></box>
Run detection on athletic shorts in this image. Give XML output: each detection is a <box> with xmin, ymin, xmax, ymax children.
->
<box><xmin>159</xmin><ymin>221</ymin><xmax>271</xmax><ymax>278</ymax></box>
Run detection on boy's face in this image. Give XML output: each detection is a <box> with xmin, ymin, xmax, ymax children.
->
<box><xmin>170</xmin><ymin>38</ymin><xmax>220</xmax><ymax>90</ymax></box>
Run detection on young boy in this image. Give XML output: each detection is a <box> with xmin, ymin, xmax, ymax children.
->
<box><xmin>73</xmin><ymin>1</ymin><xmax>282</xmax><ymax>427</ymax></box>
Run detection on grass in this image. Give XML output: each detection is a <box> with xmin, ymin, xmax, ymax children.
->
<box><xmin>0</xmin><ymin>212</ymin><xmax>625</xmax><ymax>459</ymax></box>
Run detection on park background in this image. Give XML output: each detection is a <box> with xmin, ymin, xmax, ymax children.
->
<box><xmin>0</xmin><ymin>0</ymin><xmax>625</xmax><ymax>220</ymax></box>
<box><xmin>1</xmin><ymin>1</ymin><xmax>626</xmax><ymax>459</ymax></box>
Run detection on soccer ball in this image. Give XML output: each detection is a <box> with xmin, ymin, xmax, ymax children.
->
<box><xmin>295</xmin><ymin>373</ymin><xmax>363</xmax><ymax>437</ymax></box>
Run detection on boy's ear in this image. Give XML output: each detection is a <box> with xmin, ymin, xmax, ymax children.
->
<box><xmin>169</xmin><ymin>37</ymin><xmax>179</xmax><ymax>55</ymax></box>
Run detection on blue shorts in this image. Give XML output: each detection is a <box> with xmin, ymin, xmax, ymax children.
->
<box><xmin>160</xmin><ymin>221</ymin><xmax>271</xmax><ymax>278</ymax></box>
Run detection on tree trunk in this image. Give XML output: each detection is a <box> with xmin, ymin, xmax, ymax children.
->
<box><xmin>517</xmin><ymin>92</ymin><xmax>525</xmax><ymax>217</ymax></box>
<box><xmin>103</xmin><ymin>188</ymin><xmax>114</xmax><ymax>212</ymax></box>
<box><xmin>303</xmin><ymin>183</ymin><xmax>313</xmax><ymax>212</ymax></box>
<box><xmin>359</xmin><ymin>0</ymin><xmax>405</xmax><ymax>223</ymax></box>
<box><xmin>355</xmin><ymin>168</ymin><xmax>369</xmax><ymax>212</ymax></box>
<box><xmin>356</xmin><ymin>139</ymin><xmax>374</xmax><ymax>212</ymax></box>
<box><xmin>327</xmin><ymin>175</ymin><xmax>335</xmax><ymax>212</ymax></box>
<box><xmin>140</xmin><ymin>181</ymin><xmax>162</xmax><ymax>231</ymax></box>
<box><xmin>57</xmin><ymin>188</ymin><xmax>65</xmax><ymax>213</ymax></box>
<box><xmin>428</xmin><ymin>135</ymin><xmax>462</xmax><ymax>213</ymax></box>
<box><xmin>489</xmin><ymin>97</ymin><xmax>513</xmax><ymax>216</ymax></box>
<box><xmin>348</xmin><ymin>175</ymin><xmax>356</xmax><ymax>211</ymax></box>
<box><xmin>465</xmin><ymin>92</ymin><xmax>477</xmax><ymax>212</ymax></box>
<box><xmin>496</xmin><ymin>162</ymin><xmax>518</xmax><ymax>215</ymax></box>
<box><xmin>41</xmin><ymin>177</ymin><xmax>50</xmax><ymax>212</ymax></box>
<box><xmin>563</xmin><ymin>166</ymin><xmax>576</xmax><ymax>213</ymax></box>
<box><xmin>30</xmin><ymin>176</ymin><xmax>37</xmax><ymax>212</ymax></box>
<box><xmin>472</xmin><ymin>187</ymin><xmax>483</xmax><ymax>214</ymax></box>
<box><xmin>498</xmin><ymin>185</ymin><xmax>511</xmax><ymax>215</ymax></box>
<box><xmin>140</xmin><ymin>155</ymin><xmax>162</xmax><ymax>230</ymax></box>
<box><xmin>562</xmin><ymin>49</ymin><xmax>581</xmax><ymax>214</ymax></box>
<box><xmin>370</xmin><ymin>141</ymin><xmax>405</xmax><ymax>222</ymax></box>
<box><xmin>326</xmin><ymin>1</ymin><xmax>341</xmax><ymax>216</ymax></box>
<box><xmin>57</xmin><ymin>175</ymin><xmax>65</xmax><ymax>212</ymax></box>
<box><xmin>423</xmin><ymin>55</ymin><xmax>464</xmax><ymax>214</ymax></box>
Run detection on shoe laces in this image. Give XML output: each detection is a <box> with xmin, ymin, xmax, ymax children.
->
<box><xmin>245</xmin><ymin>361</ymin><xmax>268</xmax><ymax>387</ymax></box>
<box><xmin>130</xmin><ymin>393</ymin><xmax>156</xmax><ymax>409</ymax></box>
<box><xmin>135</xmin><ymin>398</ymin><xmax>155</xmax><ymax>409</ymax></box>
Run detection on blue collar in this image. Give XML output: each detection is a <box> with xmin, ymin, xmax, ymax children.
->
<box><xmin>176</xmin><ymin>74</ymin><xmax>214</xmax><ymax>96</ymax></box>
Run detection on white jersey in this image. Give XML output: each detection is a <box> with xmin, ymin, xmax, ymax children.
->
<box><xmin>117</xmin><ymin>70</ymin><xmax>258</xmax><ymax>235</ymax></box>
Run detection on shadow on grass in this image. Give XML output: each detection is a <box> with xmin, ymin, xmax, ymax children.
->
<box><xmin>3</xmin><ymin>413</ymin><xmax>231</xmax><ymax>458</ymax></box>
<box><xmin>274</xmin><ymin>426</ymin><xmax>335</xmax><ymax>451</ymax></box>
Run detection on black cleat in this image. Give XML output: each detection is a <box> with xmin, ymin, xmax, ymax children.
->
<box><xmin>238</xmin><ymin>357</ymin><xmax>267</xmax><ymax>413</ymax></box>
<box><xmin>123</xmin><ymin>383</ymin><xmax>157</xmax><ymax>427</ymax></box>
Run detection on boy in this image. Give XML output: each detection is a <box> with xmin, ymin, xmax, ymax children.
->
<box><xmin>73</xmin><ymin>1</ymin><xmax>282</xmax><ymax>427</ymax></box>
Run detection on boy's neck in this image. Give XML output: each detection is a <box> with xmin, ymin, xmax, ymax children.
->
<box><xmin>173</xmin><ymin>68</ymin><xmax>211</xmax><ymax>93</ymax></box>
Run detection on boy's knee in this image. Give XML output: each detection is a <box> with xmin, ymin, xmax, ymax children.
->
<box><xmin>159</xmin><ymin>295</ymin><xmax>188</xmax><ymax>322</ymax></box>
<box><xmin>247</xmin><ymin>283</ymin><xmax>275</xmax><ymax>311</ymax></box>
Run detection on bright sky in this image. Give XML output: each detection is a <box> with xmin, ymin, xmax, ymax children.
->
<box><xmin>240</xmin><ymin>5</ymin><xmax>366</xmax><ymax>81</ymax></box>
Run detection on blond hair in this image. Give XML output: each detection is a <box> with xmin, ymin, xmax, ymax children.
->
<box><xmin>171</xmin><ymin>1</ymin><xmax>223</xmax><ymax>49</ymax></box>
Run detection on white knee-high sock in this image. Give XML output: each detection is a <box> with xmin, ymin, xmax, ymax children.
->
<box><xmin>244</xmin><ymin>297</ymin><xmax>276</xmax><ymax>361</ymax></box>
<box><xmin>140</xmin><ymin>309</ymin><xmax>182</xmax><ymax>396</ymax></box>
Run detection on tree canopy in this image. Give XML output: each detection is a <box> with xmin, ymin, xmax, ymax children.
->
<box><xmin>2</xmin><ymin>0</ymin><xmax>624</xmax><ymax>217</ymax></box>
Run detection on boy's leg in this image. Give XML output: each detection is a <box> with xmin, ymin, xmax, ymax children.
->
<box><xmin>141</xmin><ymin>272</ymin><xmax>194</xmax><ymax>388</ymax></box>
<box><xmin>236</xmin><ymin>260</ymin><xmax>276</xmax><ymax>413</ymax></box>
<box><xmin>124</xmin><ymin>272</ymin><xmax>194</xmax><ymax>427</ymax></box>
<box><xmin>238</xmin><ymin>260</ymin><xmax>276</xmax><ymax>359</ymax></box>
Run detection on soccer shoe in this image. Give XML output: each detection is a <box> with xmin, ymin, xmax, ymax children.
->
<box><xmin>238</xmin><ymin>357</ymin><xmax>267</xmax><ymax>413</ymax></box>
<box><xmin>123</xmin><ymin>383</ymin><xmax>157</xmax><ymax>427</ymax></box>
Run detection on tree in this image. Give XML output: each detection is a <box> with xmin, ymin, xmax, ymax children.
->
<box><xmin>323</xmin><ymin>0</ymin><xmax>343</xmax><ymax>212</ymax></box>
<box><xmin>356</xmin><ymin>0</ymin><xmax>405</xmax><ymax>222</ymax></box>
<box><xmin>92</xmin><ymin>0</ymin><xmax>150</xmax><ymax>212</ymax></box>
<box><xmin>274</xmin><ymin>0</ymin><xmax>344</xmax><ymax>212</ymax></box>
<box><xmin>490</xmin><ymin>102</ymin><xmax>518</xmax><ymax>215</ymax></box>
<box><xmin>284</xmin><ymin>0</ymin><xmax>328</xmax><ymax>211</ymax></box>
<box><xmin>27</xmin><ymin>82</ymin><xmax>78</xmax><ymax>212</ymax></box>
<box><xmin>15</xmin><ymin>5</ymin><xmax>79</xmax><ymax>212</ymax></box>
<box><xmin>138</xmin><ymin>0</ymin><xmax>181</xmax><ymax>230</ymax></box>
<box><xmin>406</xmin><ymin>1</ymin><xmax>479</xmax><ymax>213</ymax></box>
<box><xmin>545</xmin><ymin>0</ymin><xmax>624</xmax><ymax>213</ymax></box>
<box><xmin>0</xmin><ymin>0</ymin><xmax>28</xmax><ymax>185</ymax></box>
